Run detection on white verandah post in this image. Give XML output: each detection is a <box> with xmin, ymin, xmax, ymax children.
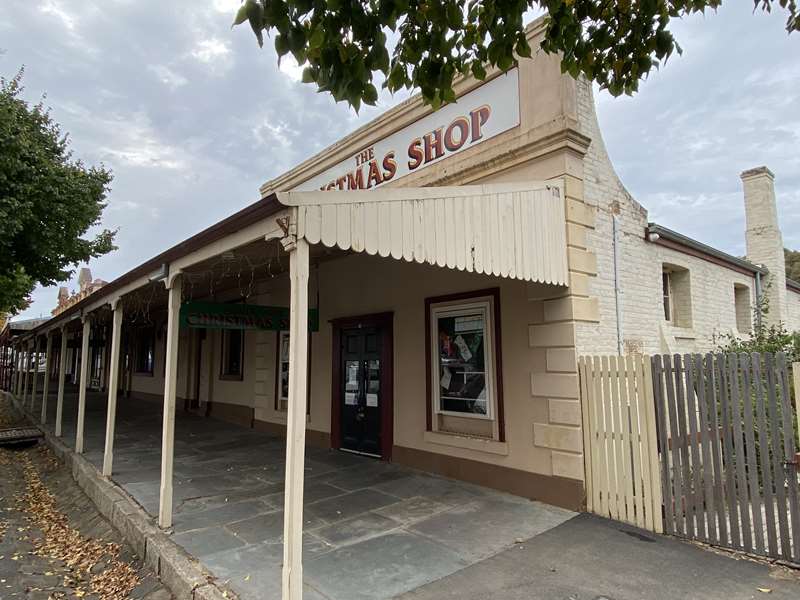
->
<box><xmin>76</xmin><ymin>317</ymin><xmax>91</xmax><ymax>454</ymax></box>
<box><xmin>55</xmin><ymin>328</ymin><xmax>68</xmax><ymax>437</ymax></box>
<box><xmin>280</xmin><ymin>228</ymin><xmax>310</xmax><ymax>600</ymax></box>
<box><xmin>22</xmin><ymin>344</ymin><xmax>30</xmax><ymax>405</ymax></box>
<box><xmin>159</xmin><ymin>273</ymin><xmax>182</xmax><ymax>529</ymax></box>
<box><xmin>12</xmin><ymin>347</ymin><xmax>19</xmax><ymax>396</ymax></box>
<box><xmin>103</xmin><ymin>300</ymin><xmax>124</xmax><ymax>477</ymax></box>
<box><xmin>30</xmin><ymin>343</ymin><xmax>40</xmax><ymax>412</ymax></box>
<box><xmin>41</xmin><ymin>333</ymin><xmax>53</xmax><ymax>424</ymax></box>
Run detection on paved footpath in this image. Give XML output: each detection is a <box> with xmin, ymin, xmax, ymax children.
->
<box><xmin>0</xmin><ymin>399</ymin><xmax>170</xmax><ymax>600</ymax></box>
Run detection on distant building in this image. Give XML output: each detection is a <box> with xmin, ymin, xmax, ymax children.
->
<box><xmin>52</xmin><ymin>268</ymin><xmax>107</xmax><ymax>317</ymax></box>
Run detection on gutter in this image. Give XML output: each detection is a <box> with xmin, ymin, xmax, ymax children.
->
<box><xmin>645</xmin><ymin>223</ymin><xmax>768</xmax><ymax>276</ymax></box>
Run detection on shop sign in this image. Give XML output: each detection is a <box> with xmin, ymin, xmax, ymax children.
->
<box><xmin>294</xmin><ymin>69</ymin><xmax>520</xmax><ymax>192</ymax></box>
<box><xmin>180</xmin><ymin>302</ymin><xmax>319</xmax><ymax>332</ymax></box>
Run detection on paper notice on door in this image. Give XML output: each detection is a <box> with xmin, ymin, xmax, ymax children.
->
<box><xmin>454</xmin><ymin>335</ymin><xmax>472</xmax><ymax>361</ymax></box>
<box><xmin>345</xmin><ymin>392</ymin><xmax>357</xmax><ymax>405</ymax></box>
<box><xmin>366</xmin><ymin>393</ymin><xmax>378</xmax><ymax>407</ymax></box>
<box><xmin>440</xmin><ymin>367</ymin><xmax>452</xmax><ymax>390</ymax></box>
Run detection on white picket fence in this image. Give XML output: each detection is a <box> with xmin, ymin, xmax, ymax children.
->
<box><xmin>578</xmin><ymin>354</ymin><xmax>663</xmax><ymax>533</ymax></box>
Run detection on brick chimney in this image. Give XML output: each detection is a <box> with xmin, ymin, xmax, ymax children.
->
<box><xmin>741</xmin><ymin>166</ymin><xmax>787</xmax><ymax>325</ymax></box>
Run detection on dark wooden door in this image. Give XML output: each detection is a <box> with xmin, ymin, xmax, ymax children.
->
<box><xmin>340</xmin><ymin>326</ymin><xmax>383</xmax><ymax>457</ymax></box>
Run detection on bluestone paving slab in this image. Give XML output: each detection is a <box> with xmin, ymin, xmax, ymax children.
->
<box><xmin>226</xmin><ymin>510</ymin><xmax>326</xmax><ymax>544</ymax></box>
<box><xmin>312</xmin><ymin>511</ymin><xmax>400</xmax><ymax>546</ymax></box>
<box><xmin>172</xmin><ymin>499</ymin><xmax>272</xmax><ymax>532</ymax></box>
<box><xmin>305</xmin><ymin>531</ymin><xmax>468</xmax><ymax>600</ymax></box>
<box><xmin>374</xmin><ymin>495</ymin><xmax>450</xmax><ymax>525</ymax></box>
<box><xmin>409</xmin><ymin>498</ymin><xmax>574</xmax><ymax>562</ymax></box>
<box><xmin>171</xmin><ymin>525</ymin><xmax>246</xmax><ymax>558</ymax></box>
<box><xmin>305</xmin><ymin>488</ymin><xmax>402</xmax><ymax>523</ymax></box>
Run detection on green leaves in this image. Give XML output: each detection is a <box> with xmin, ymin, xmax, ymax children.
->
<box><xmin>232</xmin><ymin>0</ymin><xmax>799</xmax><ymax>108</ymax></box>
<box><xmin>0</xmin><ymin>70</ymin><xmax>116</xmax><ymax>315</ymax></box>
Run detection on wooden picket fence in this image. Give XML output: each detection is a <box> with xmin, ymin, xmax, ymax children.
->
<box><xmin>579</xmin><ymin>351</ymin><xmax>800</xmax><ymax>564</ymax></box>
<box><xmin>652</xmin><ymin>352</ymin><xmax>800</xmax><ymax>563</ymax></box>
<box><xmin>578</xmin><ymin>355</ymin><xmax>663</xmax><ymax>533</ymax></box>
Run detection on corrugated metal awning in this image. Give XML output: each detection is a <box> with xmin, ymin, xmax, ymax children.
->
<box><xmin>276</xmin><ymin>183</ymin><xmax>568</xmax><ymax>285</ymax></box>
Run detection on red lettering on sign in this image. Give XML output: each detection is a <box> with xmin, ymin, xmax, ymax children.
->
<box><xmin>407</xmin><ymin>138</ymin><xmax>423</xmax><ymax>170</ymax></box>
<box><xmin>423</xmin><ymin>128</ymin><xmax>444</xmax><ymax>163</ymax></box>
<box><xmin>470</xmin><ymin>105</ymin><xmax>491</xmax><ymax>142</ymax></box>
<box><xmin>366</xmin><ymin>159</ymin><xmax>383</xmax><ymax>188</ymax></box>
<box><xmin>382</xmin><ymin>151</ymin><xmax>397</xmax><ymax>181</ymax></box>
<box><xmin>444</xmin><ymin>116</ymin><xmax>469</xmax><ymax>152</ymax></box>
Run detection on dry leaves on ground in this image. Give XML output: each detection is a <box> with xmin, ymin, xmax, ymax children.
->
<box><xmin>16</xmin><ymin>454</ymin><xmax>140</xmax><ymax>599</ymax></box>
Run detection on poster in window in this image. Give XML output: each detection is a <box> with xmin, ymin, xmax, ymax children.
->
<box><xmin>437</xmin><ymin>311</ymin><xmax>487</xmax><ymax>415</ymax></box>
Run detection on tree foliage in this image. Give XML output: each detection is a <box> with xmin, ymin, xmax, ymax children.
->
<box><xmin>233</xmin><ymin>0</ymin><xmax>799</xmax><ymax>109</ymax></box>
<box><xmin>785</xmin><ymin>247</ymin><xmax>800</xmax><ymax>282</ymax></box>
<box><xmin>0</xmin><ymin>70</ymin><xmax>116</xmax><ymax>315</ymax></box>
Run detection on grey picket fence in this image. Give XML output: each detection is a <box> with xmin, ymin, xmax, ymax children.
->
<box><xmin>652</xmin><ymin>352</ymin><xmax>800</xmax><ymax>563</ymax></box>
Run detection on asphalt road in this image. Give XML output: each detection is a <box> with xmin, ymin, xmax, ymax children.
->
<box><xmin>398</xmin><ymin>513</ymin><xmax>800</xmax><ymax>600</ymax></box>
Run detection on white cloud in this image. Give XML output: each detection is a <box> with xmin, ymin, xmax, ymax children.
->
<box><xmin>39</xmin><ymin>0</ymin><xmax>76</xmax><ymax>30</ymax></box>
<box><xmin>192</xmin><ymin>38</ymin><xmax>231</xmax><ymax>64</ymax></box>
<box><xmin>148</xmin><ymin>64</ymin><xmax>189</xmax><ymax>89</ymax></box>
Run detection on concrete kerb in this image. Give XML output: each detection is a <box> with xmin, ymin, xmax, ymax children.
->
<box><xmin>3</xmin><ymin>392</ymin><xmax>236</xmax><ymax>600</ymax></box>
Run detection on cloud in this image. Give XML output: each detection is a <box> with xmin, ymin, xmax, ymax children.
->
<box><xmin>596</xmin><ymin>2</ymin><xmax>800</xmax><ymax>256</ymax></box>
<box><xmin>3</xmin><ymin>0</ymin><xmax>798</xmax><ymax>321</ymax></box>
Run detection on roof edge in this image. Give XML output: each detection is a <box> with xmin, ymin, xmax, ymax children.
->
<box><xmin>646</xmin><ymin>223</ymin><xmax>768</xmax><ymax>276</ymax></box>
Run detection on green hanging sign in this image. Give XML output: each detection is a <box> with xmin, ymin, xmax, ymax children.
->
<box><xmin>179</xmin><ymin>301</ymin><xmax>319</xmax><ymax>332</ymax></box>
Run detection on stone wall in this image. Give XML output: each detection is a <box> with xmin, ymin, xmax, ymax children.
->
<box><xmin>574</xmin><ymin>78</ymin><xmax>761</xmax><ymax>356</ymax></box>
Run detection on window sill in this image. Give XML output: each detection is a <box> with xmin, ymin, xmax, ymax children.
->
<box><xmin>219</xmin><ymin>374</ymin><xmax>244</xmax><ymax>381</ymax></box>
<box><xmin>423</xmin><ymin>430</ymin><xmax>508</xmax><ymax>456</ymax></box>
<box><xmin>133</xmin><ymin>371</ymin><xmax>154</xmax><ymax>378</ymax></box>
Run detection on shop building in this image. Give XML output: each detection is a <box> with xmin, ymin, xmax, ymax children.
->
<box><xmin>1</xmin><ymin>17</ymin><xmax>798</xmax><ymax>599</ymax></box>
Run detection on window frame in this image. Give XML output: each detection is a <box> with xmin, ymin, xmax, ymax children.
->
<box><xmin>276</xmin><ymin>329</ymin><xmax>290</xmax><ymax>409</ymax></box>
<box><xmin>219</xmin><ymin>328</ymin><xmax>245</xmax><ymax>381</ymax></box>
<box><xmin>662</xmin><ymin>270</ymin><xmax>673</xmax><ymax>322</ymax></box>
<box><xmin>425</xmin><ymin>288</ymin><xmax>505</xmax><ymax>439</ymax></box>
<box><xmin>134</xmin><ymin>327</ymin><xmax>155</xmax><ymax>376</ymax></box>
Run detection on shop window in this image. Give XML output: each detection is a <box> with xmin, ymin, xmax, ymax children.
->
<box><xmin>429</xmin><ymin>294</ymin><xmax>499</xmax><ymax>420</ymax></box>
<box><xmin>734</xmin><ymin>283</ymin><xmax>752</xmax><ymax>332</ymax></box>
<box><xmin>277</xmin><ymin>330</ymin><xmax>290</xmax><ymax>410</ymax></box>
<box><xmin>220</xmin><ymin>329</ymin><xmax>244</xmax><ymax>380</ymax></box>
<box><xmin>134</xmin><ymin>328</ymin><xmax>155</xmax><ymax>375</ymax></box>
<box><xmin>662</xmin><ymin>265</ymin><xmax>692</xmax><ymax>328</ymax></box>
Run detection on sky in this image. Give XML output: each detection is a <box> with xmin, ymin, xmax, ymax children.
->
<box><xmin>3</xmin><ymin>1</ymin><xmax>798</xmax><ymax>321</ymax></box>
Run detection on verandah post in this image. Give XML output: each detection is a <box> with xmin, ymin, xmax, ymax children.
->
<box><xmin>75</xmin><ymin>316</ymin><xmax>91</xmax><ymax>454</ymax></box>
<box><xmin>159</xmin><ymin>272</ymin><xmax>182</xmax><ymax>529</ymax></box>
<box><xmin>280</xmin><ymin>224</ymin><xmax>310</xmax><ymax>600</ymax></box>
<box><xmin>41</xmin><ymin>333</ymin><xmax>53</xmax><ymax>424</ymax></box>
<box><xmin>103</xmin><ymin>300</ymin><xmax>124</xmax><ymax>477</ymax></box>
<box><xmin>30</xmin><ymin>342</ymin><xmax>39</xmax><ymax>412</ymax></box>
<box><xmin>55</xmin><ymin>328</ymin><xmax>68</xmax><ymax>437</ymax></box>
<box><xmin>22</xmin><ymin>343</ymin><xmax>30</xmax><ymax>405</ymax></box>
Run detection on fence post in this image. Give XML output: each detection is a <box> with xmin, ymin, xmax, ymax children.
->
<box><xmin>794</xmin><ymin>362</ymin><xmax>800</xmax><ymax>450</ymax></box>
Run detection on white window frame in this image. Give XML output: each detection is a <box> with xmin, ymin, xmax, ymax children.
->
<box><xmin>662</xmin><ymin>270</ymin><xmax>673</xmax><ymax>322</ymax></box>
<box><xmin>429</xmin><ymin>299</ymin><xmax>496</xmax><ymax>421</ymax></box>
